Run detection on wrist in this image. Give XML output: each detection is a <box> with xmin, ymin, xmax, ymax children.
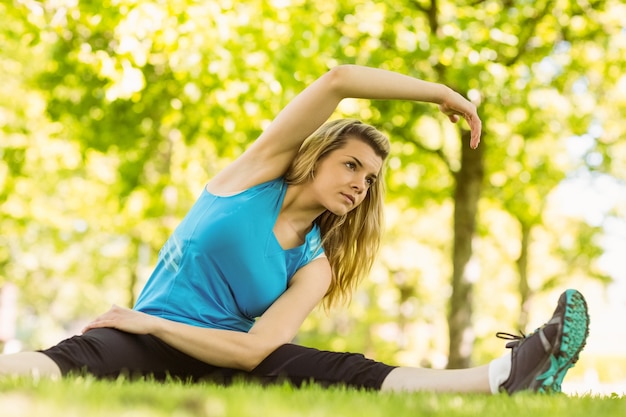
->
<box><xmin>148</xmin><ymin>314</ymin><xmax>167</xmax><ymax>336</ymax></box>
<box><xmin>436</xmin><ymin>84</ymin><xmax>454</xmax><ymax>105</ymax></box>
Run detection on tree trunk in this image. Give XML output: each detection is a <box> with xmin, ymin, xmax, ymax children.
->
<box><xmin>516</xmin><ymin>221</ymin><xmax>532</xmax><ymax>330</ymax></box>
<box><xmin>447</xmin><ymin>130</ymin><xmax>484</xmax><ymax>369</ymax></box>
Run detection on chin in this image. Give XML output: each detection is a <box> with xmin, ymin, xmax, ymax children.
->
<box><xmin>328</xmin><ymin>206</ymin><xmax>352</xmax><ymax>216</ymax></box>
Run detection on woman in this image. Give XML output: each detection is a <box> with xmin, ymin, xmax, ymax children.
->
<box><xmin>0</xmin><ymin>65</ymin><xmax>589</xmax><ymax>394</ymax></box>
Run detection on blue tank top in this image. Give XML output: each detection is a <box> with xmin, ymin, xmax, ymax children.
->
<box><xmin>133</xmin><ymin>178</ymin><xmax>324</xmax><ymax>332</ymax></box>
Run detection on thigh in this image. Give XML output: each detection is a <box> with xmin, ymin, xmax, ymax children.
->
<box><xmin>40</xmin><ymin>328</ymin><xmax>243</xmax><ymax>383</ymax></box>
<box><xmin>250</xmin><ymin>344</ymin><xmax>396</xmax><ymax>390</ymax></box>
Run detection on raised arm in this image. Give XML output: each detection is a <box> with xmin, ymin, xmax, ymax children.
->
<box><xmin>207</xmin><ymin>65</ymin><xmax>481</xmax><ymax>194</ymax></box>
<box><xmin>82</xmin><ymin>257</ymin><xmax>332</xmax><ymax>371</ymax></box>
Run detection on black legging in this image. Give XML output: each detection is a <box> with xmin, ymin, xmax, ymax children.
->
<box><xmin>40</xmin><ymin>328</ymin><xmax>395</xmax><ymax>390</ymax></box>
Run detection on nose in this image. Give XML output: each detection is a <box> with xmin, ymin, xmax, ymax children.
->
<box><xmin>351</xmin><ymin>176</ymin><xmax>367</xmax><ymax>193</ymax></box>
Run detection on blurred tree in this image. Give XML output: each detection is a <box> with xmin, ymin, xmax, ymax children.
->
<box><xmin>1</xmin><ymin>0</ymin><xmax>623</xmax><ymax>368</ymax></box>
<box><xmin>362</xmin><ymin>0</ymin><xmax>623</xmax><ymax>368</ymax></box>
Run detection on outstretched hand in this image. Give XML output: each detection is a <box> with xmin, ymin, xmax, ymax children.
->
<box><xmin>82</xmin><ymin>304</ymin><xmax>158</xmax><ymax>335</ymax></box>
<box><xmin>438</xmin><ymin>88</ymin><xmax>482</xmax><ymax>149</ymax></box>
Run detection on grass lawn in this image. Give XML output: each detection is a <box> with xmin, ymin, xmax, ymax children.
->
<box><xmin>1</xmin><ymin>377</ymin><xmax>624</xmax><ymax>417</ymax></box>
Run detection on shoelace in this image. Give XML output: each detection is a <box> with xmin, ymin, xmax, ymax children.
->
<box><xmin>496</xmin><ymin>331</ymin><xmax>528</xmax><ymax>348</ymax></box>
<box><xmin>496</xmin><ymin>331</ymin><xmax>527</xmax><ymax>341</ymax></box>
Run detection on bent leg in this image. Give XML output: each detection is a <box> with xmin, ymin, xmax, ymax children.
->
<box><xmin>0</xmin><ymin>351</ymin><xmax>62</xmax><ymax>379</ymax></box>
<box><xmin>31</xmin><ymin>328</ymin><xmax>242</xmax><ymax>382</ymax></box>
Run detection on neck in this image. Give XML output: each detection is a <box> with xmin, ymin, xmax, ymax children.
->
<box><xmin>279</xmin><ymin>183</ymin><xmax>326</xmax><ymax>234</ymax></box>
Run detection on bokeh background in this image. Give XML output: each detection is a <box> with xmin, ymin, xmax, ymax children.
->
<box><xmin>1</xmin><ymin>0</ymin><xmax>625</xmax><ymax>394</ymax></box>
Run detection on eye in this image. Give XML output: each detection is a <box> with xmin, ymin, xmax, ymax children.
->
<box><xmin>365</xmin><ymin>177</ymin><xmax>376</xmax><ymax>187</ymax></box>
<box><xmin>345</xmin><ymin>162</ymin><xmax>356</xmax><ymax>170</ymax></box>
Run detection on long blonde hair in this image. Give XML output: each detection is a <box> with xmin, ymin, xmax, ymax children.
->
<box><xmin>284</xmin><ymin>119</ymin><xmax>390</xmax><ymax>308</ymax></box>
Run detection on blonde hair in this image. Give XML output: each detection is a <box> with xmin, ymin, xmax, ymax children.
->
<box><xmin>284</xmin><ymin>119</ymin><xmax>390</xmax><ymax>308</ymax></box>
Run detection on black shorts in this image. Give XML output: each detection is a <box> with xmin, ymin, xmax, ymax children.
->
<box><xmin>40</xmin><ymin>328</ymin><xmax>395</xmax><ymax>390</ymax></box>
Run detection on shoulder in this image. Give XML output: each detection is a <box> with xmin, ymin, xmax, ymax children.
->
<box><xmin>206</xmin><ymin>176</ymin><xmax>285</xmax><ymax>197</ymax></box>
<box><xmin>205</xmin><ymin>137</ymin><xmax>295</xmax><ymax>195</ymax></box>
<box><xmin>289</xmin><ymin>256</ymin><xmax>331</xmax><ymax>291</ymax></box>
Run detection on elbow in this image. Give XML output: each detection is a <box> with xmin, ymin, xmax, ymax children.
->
<box><xmin>323</xmin><ymin>65</ymin><xmax>353</xmax><ymax>96</ymax></box>
<box><xmin>234</xmin><ymin>348</ymin><xmax>264</xmax><ymax>372</ymax></box>
<box><xmin>236</xmin><ymin>337</ymin><xmax>291</xmax><ymax>372</ymax></box>
<box><xmin>238</xmin><ymin>354</ymin><xmax>266</xmax><ymax>372</ymax></box>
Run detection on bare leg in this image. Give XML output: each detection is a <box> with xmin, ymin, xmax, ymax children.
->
<box><xmin>380</xmin><ymin>364</ymin><xmax>491</xmax><ymax>393</ymax></box>
<box><xmin>0</xmin><ymin>352</ymin><xmax>62</xmax><ymax>379</ymax></box>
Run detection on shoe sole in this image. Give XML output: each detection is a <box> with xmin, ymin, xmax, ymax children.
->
<box><xmin>538</xmin><ymin>289</ymin><xmax>590</xmax><ymax>393</ymax></box>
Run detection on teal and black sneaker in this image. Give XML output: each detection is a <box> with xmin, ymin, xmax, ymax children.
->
<box><xmin>497</xmin><ymin>289</ymin><xmax>590</xmax><ymax>394</ymax></box>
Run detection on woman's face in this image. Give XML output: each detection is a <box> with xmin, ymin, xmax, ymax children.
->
<box><xmin>311</xmin><ymin>137</ymin><xmax>383</xmax><ymax>216</ymax></box>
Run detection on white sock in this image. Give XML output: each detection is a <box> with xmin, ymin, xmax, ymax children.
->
<box><xmin>488</xmin><ymin>351</ymin><xmax>512</xmax><ymax>394</ymax></box>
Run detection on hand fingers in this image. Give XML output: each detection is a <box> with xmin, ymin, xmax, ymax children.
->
<box><xmin>468</xmin><ymin>115</ymin><xmax>482</xmax><ymax>149</ymax></box>
<box><xmin>83</xmin><ymin>316</ymin><xmax>109</xmax><ymax>331</ymax></box>
<box><xmin>440</xmin><ymin>93</ymin><xmax>482</xmax><ymax>149</ymax></box>
<box><xmin>444</xmin><ymin>109</ymin><xmax>482</xmax><ymax>149</ymax></box>
<box><xmin>82</xmin><ymin>308</ymin><xmax>120</xmax><ymax>333</ymax></box>
<box><xmin>82</xmin><ymin>321</ymin><xmax>100</xmax><ymax>333</ymax></box>
<box><xmin>453</xmin><ymin>107</ymin><xmax>481</xmax><ymax>149</ymax></box>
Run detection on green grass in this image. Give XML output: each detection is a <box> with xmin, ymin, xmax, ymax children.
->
<box><xmin>1</xmin><ymin>377</ymin><xmax>624</xmax><ymax>417</ymax></box>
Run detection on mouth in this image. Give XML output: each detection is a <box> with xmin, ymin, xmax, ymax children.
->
<box><xmin>341</xmin><ymin>193</ymin><xmax>355</xmax><ymax>205</ymax></box>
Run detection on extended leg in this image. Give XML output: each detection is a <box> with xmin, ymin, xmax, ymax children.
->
<box><xmin>251</xmin><ymin>343</ymin><xmax>395</xmax><ymax>390</ymax></box>
<box><xmin>253</xmin><ymin>290</ymin><xmax>589</xmax><ymax>395</ymax></box>
<box><xmin>0</xmin><ymin>351</ymin><xmax>62</xmax><ymax>379</ymax></box>
<box><xmin>380</xmin><ymin>364</ymin><xmax>491</xmax><ymax>393</ymax></box>
<box><xmin>251</xmin><ymin>343</ymin><xmax>492</xmax><ymax>393</ymax></box>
